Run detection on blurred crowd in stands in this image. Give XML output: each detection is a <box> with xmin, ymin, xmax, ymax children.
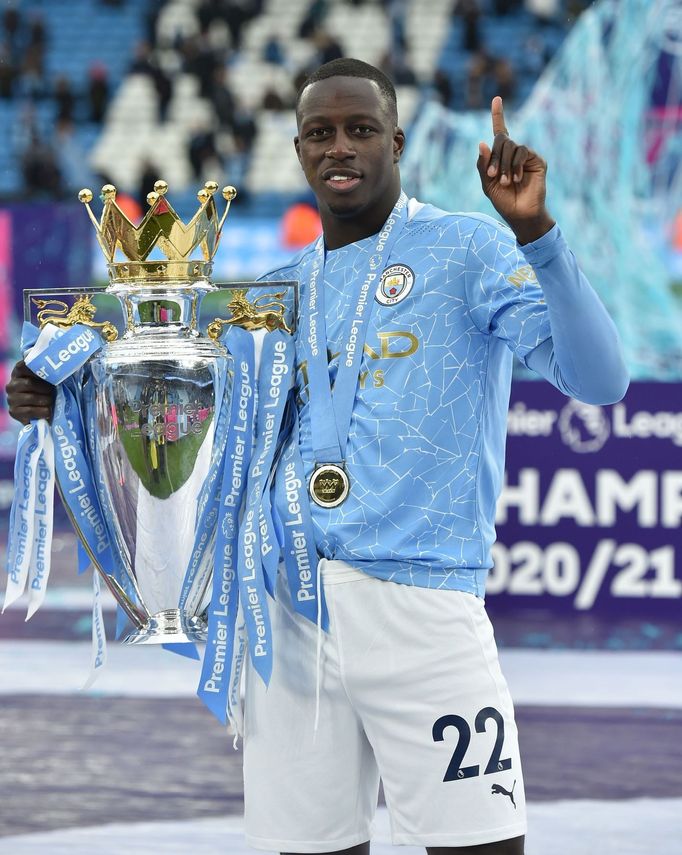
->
<box><xmin>0</xmin><ymin>0</ymin><xmax>592</xmax><ymax>203</ymax></box>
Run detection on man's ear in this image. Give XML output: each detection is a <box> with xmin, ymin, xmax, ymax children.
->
<box><xmin>294</xmin><ymin>136</ymin><xmax>302</xmax><ymax>164</ymax></box>
<box><xmin>393</xmin><ymin>127</ymin><xmax>405</xmax><ymax>164</ymax></box>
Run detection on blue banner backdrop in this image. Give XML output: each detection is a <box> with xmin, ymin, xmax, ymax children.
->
<box><xmin>7</xmin><ymin>202</ymin><xmax>92</xmax><ymax>320</ymax></box>
<box><xmin>490</xmin><ymin>381</ymin><xmax>682</xmax><ymax>619</ymax></box>
<box><xmin>0</xmin><ymin>202</ymin><xmax>94</xmax><ymax>519</ymax></box>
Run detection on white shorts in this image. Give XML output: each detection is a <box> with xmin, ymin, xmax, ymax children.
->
<box><xmin>243</xmin><ymin>560</ymin><xmax>526</xmax><ymax>852</ymax></box>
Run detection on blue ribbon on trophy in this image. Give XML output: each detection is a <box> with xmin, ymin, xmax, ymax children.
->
<box><xmin>237</xmin><ymin>328</ymin><xmax>294</xmax><ymax>686</ymax></box>
<box><xmin>165</xmin><ymin>357</ymin><xmax>233</xmax><ymax>659</ymax></box>
<box><xmin>198</xmin><ymin>325</ymin><xmax>256</xmax><ymax>723</ymax></box>
<box><xmin>80</xmin><ymin>377</ymin><xmax>132</xmax><ymax>640</ymax></box>
<box><xmin>4</xmin><ymin>320</ymin><xmax>130</xmax><ymax>686</ymax></box>
<box><xmin>5</xmin><ymin>321</ymin><xmax>106</xmax><ymax>615</ymax></box>
<box><xmin>274</xmin><ymin>418</ymin><xmax>328</xmax><ymax>629</ymax></box>
<box><xmin>259</xmin><ymin>473</ymin><xmax>280</xmax><ymax>598</ymax></box>
<box><xmin>24</xmin><ymin>322</ymin><xmax>129</xmax><ymax>605</ymax></box>
<box><xmin>176</xmin><ymin>363</ymin><xmax>231</xmax><ymax>624</ymax></box>
<box><xmin>4</xmin><ymin>416</ymin><xmax>53</xmax><ymax>619</ymax></box>
<box><xmin>5</xmin><ymin>179</ymin><xmax>302</xmax><ymax>725</ymax></box>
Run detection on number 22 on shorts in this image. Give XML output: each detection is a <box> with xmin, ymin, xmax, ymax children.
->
<box><xmin>432</xmin><ymin>706</ymin><xmax>512</xmax><ymax>783</ymax></box>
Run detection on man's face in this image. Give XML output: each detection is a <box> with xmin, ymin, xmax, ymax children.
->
<box><xmin>294</xmin><ymin>76</ymin><xmax>405</xmax><ymax>221</ymax></box>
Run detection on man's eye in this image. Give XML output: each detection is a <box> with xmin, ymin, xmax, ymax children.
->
<box><xmin>308</xmin><ymin>128</ymin><xmax>329</xmax><ymax>138</ymax></box>
<box><xmin>353</xmin><ymin>126</ymin><xmax>374</xmax><ymax>135</ymax></box>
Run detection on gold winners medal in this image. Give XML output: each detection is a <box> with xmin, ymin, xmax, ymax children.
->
<box><xmin>309</xmin><ymin>464</ymin><xmax>350</xmax><ymax>508</ymax></box>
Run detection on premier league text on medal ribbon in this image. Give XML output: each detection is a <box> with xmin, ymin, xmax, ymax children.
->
<box><xmin>307</xmin><ymin>256</ymin><xmax>322</xmax><ymax>359</ymax></box>
<box><xmin>303</xmin><ymin>192</ymin><xmax>408</xmax><ymax>474</ymax></box>
<box><xmin>344</xmin><ymin>201</ymin><xmax>405</xmax><ymax>369</ymax></box>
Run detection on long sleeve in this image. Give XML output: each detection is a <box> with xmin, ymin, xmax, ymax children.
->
<box><xmin>521</xmin><ymin>225</ymin><xmax>629</xmax><ymax>405</ymax></box>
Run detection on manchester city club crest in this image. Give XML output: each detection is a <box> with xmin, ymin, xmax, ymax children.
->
<box><xmin>375</xmin><ymin>264</ymin><xmax>414</xmax><ymax>306</ymax></box>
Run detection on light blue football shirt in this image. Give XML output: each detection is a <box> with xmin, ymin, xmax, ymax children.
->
<box><xmin>258</xmin><ymin>198</ymin><xmax>604</xmax><ymax>595</ymax></box>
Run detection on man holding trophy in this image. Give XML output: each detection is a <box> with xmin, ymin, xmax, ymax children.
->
<box><xmin>7</xmin><ymin>59</ymin><xmax>628</xmax><ymax>855</ymax></box>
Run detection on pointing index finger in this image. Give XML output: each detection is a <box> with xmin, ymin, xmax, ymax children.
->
<box><xmin>491</xmin><ymin>96</ymin><xmax>508</xmax><ymax>137</ymax></box>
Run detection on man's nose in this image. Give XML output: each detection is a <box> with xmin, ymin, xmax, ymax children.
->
<box><xmin>325</xmin><ymin>132</ymin><xmax>356</xmax><ymax>159</ymax></box>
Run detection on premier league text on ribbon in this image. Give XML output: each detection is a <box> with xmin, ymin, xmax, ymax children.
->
<box><xmin>282</xmin><ymin>459</ymin><xmax>316</xmax><ymax>604</ymax></box>
<box><xmin>8</xmin><ymin>430</ymin><xmax>41</xmax><ymax>587</ymax></box>
<box><xmin>241</xmin><ymin>337</ymin><xmax>289</xmax><ymax>659</ymax></box>
<box><xmin>203</xmin><ymin>358</ymin><xmax>253</xmax><ymax>697</ymax></box>
<box><xmin>53</xmin><ymin>423</ymin><xmax>109</xmax><ymax>555</ymax></box>
<box><xmin>28</xmin><ymin>448</ymin><xmax>52</xmax><ymax>593</ymax></box>
<box><xmin>33</xmin><ymin>327</ymin><xmax>96</xmax><ymax>380</ymax></box>
<box><xmin>344</xmin><ymin>204</ymin><xmax>403</xmax><ymax>369</ymax></box>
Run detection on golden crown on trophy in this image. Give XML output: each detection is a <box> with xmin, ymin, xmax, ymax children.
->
<box><xmin>78</xmin><ymin>180</ymin><xmax>237</xmax><ymax>284</ymax></box>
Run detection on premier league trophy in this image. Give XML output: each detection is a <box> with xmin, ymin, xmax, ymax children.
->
<box><xmin>6</xmin><ymin>180</ymin><xmax>296</xmax><ymax>674</ymax></box>
<box><xmin>79</xmin><ymin>179</ymin><xmax>241</xmax><ymax>644</ymax></box>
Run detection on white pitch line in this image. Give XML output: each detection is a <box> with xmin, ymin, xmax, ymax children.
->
<box><xmin>0</xmin><ymin>801</ymin><xmax>680</xmax><ymax>855</ymax></box>
<box><xmin>500</xmin><ymin>649</ymin><xmax>682</xmax><ymax>709</ymax></box>
<box><xmin>3</xmin><ymin>586</ymin><xmax>117</xmax><ymax>612</ymax></box>
<box><xmin>0</xmin><ymin>642</ymin><xmax>680</xmax><ymax>707</ymax></box>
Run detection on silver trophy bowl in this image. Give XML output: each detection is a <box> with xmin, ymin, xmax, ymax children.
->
<box><xmin>87</xmin><ymin>284</ymin><xmax>231</xmax><ymax>644</ymax></box>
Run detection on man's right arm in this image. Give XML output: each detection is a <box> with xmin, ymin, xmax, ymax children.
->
<box><xmin>6</xmin><ymin>361</ymin><xmax>56</xmax><ymax>424</ymax></box>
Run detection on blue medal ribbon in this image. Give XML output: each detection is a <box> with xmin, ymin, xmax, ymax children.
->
<box><xmin>303</xmin><ymin>191</ymin><xmax>409</xmax><ymax>466</ymax></box>
<box><xmin>198</xmin><ymin>326</ymin><xmax>256</xmax><ymax>723</ymax></box>
<box><xmin>274</xmin><ymin>192</ymin><xmax>409</xmax><ymax>623</ymax></box>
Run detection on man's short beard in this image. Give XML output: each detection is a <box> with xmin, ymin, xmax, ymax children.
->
<box><xmin>325</xmin><ymin>199</ymin><xmax>366</xmax><ymax>218</ymax></box>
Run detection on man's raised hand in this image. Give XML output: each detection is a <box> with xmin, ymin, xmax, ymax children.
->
<box><xmin>476</xmin><ymin>96</ymin><xmax>555</xmax><ymax>245</ymax></box>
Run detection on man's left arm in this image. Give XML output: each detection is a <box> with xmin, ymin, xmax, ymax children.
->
<box><xmin>477</xmin><ymin>97</ymin><xmax>629</xmax><ymax>405</ymax></box>
<box><xmin>519</xmin><ymin>226</ymin><xmax>629</xmax><ymax>404</ymax></box>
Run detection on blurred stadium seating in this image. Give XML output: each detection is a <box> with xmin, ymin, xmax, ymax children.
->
<box><xmin>0</xmin><ymin>0</ymin><xmax>679</xmax><ymax>365</ymax></box>
<box><xmin>0</xmin><ymin>0</ymin><xmax>586</xmax><ymax>210</ymax></box>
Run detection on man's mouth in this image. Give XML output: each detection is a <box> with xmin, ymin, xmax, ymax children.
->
<box><xmin>322</xmin><ymin>172</ymin><xmax>362</xmax><ymax>192</ymax></box>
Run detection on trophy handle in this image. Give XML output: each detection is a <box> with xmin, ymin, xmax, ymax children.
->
<box><xmin>31</xmin><ymin>294</ymin><xmax>119</xmax><ymax>342</ymax></box>
<box><xmin>206</xmin><ymin>288</ymin><xmax>293</xmax><ymax>338</ymax></box>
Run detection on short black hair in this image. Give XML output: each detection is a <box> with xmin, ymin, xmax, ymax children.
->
<box><xmin>296</xmin><ymin>58</ymin><xmax>398</xmax><ymax>124</ymax></box>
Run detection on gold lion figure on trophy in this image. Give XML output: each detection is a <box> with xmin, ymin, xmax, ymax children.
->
<box><xmin>32</xmin><ymin>294</ymin><xmax>118</xmax><ymax>342</ymax></box>
<box><xmin>207</xmin><ymin>289</ymin><xmax>292</xmax><ymax>338</ymax></box>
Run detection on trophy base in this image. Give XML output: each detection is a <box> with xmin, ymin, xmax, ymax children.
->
<box><xmin>122</xmin><ymin>609</ymin><xmax>208</xmax><ymax>645</ymax></box>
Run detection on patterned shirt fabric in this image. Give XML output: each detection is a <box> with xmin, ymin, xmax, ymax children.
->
<box><xmin>257</xmin><ymin>199</ymin><xmax>573</xmax><ymax>595</ymax></box>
